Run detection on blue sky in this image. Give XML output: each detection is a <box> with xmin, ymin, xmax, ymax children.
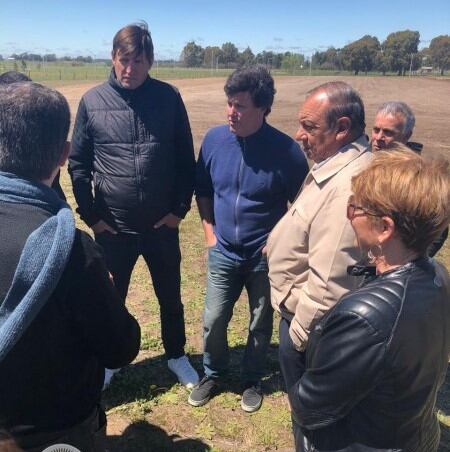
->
<box><xmin>0</xmin><ymin>0</ymin><xmax>448</xmax><ymax>60</ymax></box>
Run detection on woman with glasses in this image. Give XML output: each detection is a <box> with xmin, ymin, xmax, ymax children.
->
<box><xmin>289</xmin><ymin>146</ymin><xmax>450</xmax><ymax>452</ymax></box>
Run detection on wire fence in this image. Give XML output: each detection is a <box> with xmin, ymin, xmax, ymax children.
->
<box><xmin>0</xmin><ymin>61</ymin><xmax>447</xmax><ymax>82</ymax></box>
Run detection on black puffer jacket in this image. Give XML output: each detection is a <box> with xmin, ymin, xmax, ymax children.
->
<box><xmin>289</xmin><ymin>258</ymin><xmax>450</xmax><ymax>452</ymax></box>
<box><xmin>69</xmin><ymin>70</ymin><xmax>195</xmax><ymax>233</ymax></box>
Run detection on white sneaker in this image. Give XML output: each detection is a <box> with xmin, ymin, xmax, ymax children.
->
<box><xmin>167</xmin><ymin>355</ymin><xmax>199</xmax><ymax>389</ymax></box>
<box><xmin>103</xmin><ymin>367</ymin><xmax>121</xmax><ymax>390</ymax></box>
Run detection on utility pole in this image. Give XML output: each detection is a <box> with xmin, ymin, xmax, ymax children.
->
<box><xmin>409</xmin><ymin>53</ymin><xmax>414</xmax><ymax>77</ymax></box>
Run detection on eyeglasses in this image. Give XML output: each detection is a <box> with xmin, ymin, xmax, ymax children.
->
<box><xmin>346</xmin><ymin>203</ymin><xmax>381</xmax><ymax>221</ymax></box>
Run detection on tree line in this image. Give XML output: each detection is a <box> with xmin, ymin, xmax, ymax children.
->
<box><xmin>181</xmin><ymin>31</ymin><xmax>450</xmax><ymax>75</ymax></box>
<box><xmin>0</xmin><ymin>53</ymin><xmax>111</xmax><ymax>66</ymax></box>
<box><xmin>1</xmin><ymin>30</ymin><xmax>448</xmax><ymax>76</ymax></box>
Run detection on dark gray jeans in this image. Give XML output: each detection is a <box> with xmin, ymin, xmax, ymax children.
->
<box><xmin>95</xmin><ymin>227</ymin><xmax>186</xmax><ymax>359</ymax></box>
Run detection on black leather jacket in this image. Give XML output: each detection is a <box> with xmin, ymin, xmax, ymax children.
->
<box><xmin>69</xmin><ymin>70</ymin><xmax>195</xmax><ymax>233</ymax></box>
<box><xmin>289</xmin><ymin>258</ymin><xmax>450</xmax><ymax>452</ymax></box>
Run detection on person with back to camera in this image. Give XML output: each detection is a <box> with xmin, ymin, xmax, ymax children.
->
<box><xmin>0</xmin><ymin>82</ymin><xmax>140</xmax><ymax>452</ymax></box>
<box><xmin>289</xmin><ymin>144</ymin><xmax>450</xmax><ymax>451</ymax></box>
<box><xmin>0</xmin><ymin>70</ymin><xmax>66</xmax><ymax>201</ymax></box>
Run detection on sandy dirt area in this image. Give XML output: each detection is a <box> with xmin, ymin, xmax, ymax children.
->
<box><xmin>58</xmin><ymin>75</ymin><xmax>450</xmax><ymax>159</ymax></box>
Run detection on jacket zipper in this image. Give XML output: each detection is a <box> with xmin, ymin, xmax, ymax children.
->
<box><xmin>129</xmin><ymin>97</ymin><xmax>144</xmax><ymax>204</ymax></box>
<box><xmin>234</xmin><ymin>138</ymin><xmax>245</xmax><ymax>248</ymax></box>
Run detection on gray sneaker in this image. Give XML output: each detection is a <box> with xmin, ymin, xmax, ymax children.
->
<box><xmin>241</xmin><ymin>381</ymin><xmax>263</xmax><ymax>412</ymax></box>
<box><xmin>188</xmin><ymin>376</ymin><xmax>219</xmax><ymax>407</ymax></box>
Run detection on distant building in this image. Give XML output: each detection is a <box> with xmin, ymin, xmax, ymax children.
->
<box><xmin>420</xmin><ymin>66</ymin><xmax>434</xmax><ymax>74</ymax></box>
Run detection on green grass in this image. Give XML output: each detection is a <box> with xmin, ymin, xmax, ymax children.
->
<box><xmin>0</xmin><ymin>60</ymin><xmax>233</xmax><ymax>81</ymax></box>
<box><xmin>2</xmin><ymin>60</ymin><xmax>448</xmax><ymax>82</ymax></box>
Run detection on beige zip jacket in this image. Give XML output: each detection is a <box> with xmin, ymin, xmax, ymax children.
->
<box><xmin>267</xmin><ymin>136</ymin><xmax>372</xmax><ymax>351</ymax></box>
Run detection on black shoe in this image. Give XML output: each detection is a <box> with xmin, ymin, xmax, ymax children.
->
<box><xmin>241</xmin><ymin>381</ymin><xmax>263</xmax><ymax>413</ymax></box>
<box><xmin>188</xmin><ymin>376</ymin><xmax>219</xmax><ymax>407</ymax></box>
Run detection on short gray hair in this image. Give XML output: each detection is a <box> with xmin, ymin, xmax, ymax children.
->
<box><xmin>376</xmin><ymin>101</ymin><xmax>415</xmax><ymax>138</ymax></box>
<box><xmin>306</xmin><ymin>81</ymin><xmax>366</xmax><ymax>135</ymax></box>
<box><xmin>0</xmin><ymin>82</ymin><xmax>70</xmax><ymax>180</ymax></box>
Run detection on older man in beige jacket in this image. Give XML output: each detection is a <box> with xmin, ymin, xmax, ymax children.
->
<box><xmin>267</xmin><ymin>82</ymin><xmax>372</xmax><ymax>406</ymax></box>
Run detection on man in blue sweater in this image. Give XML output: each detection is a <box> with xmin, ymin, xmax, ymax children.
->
<box><xmin>190</xmin><ymin>66</ymin><xmax>308</xmax><ymax>412</ymax></box>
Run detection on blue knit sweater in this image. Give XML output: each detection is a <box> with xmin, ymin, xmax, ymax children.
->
<box><xmin>196</xmin><ymin>122</ymin><xmax>308</xmax><ymax>261</ymax></box>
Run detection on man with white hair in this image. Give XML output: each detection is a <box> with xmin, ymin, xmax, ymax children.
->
<box><xmin>371</xmin><ymin>101</ymin><xmax>422</xmax><ymax>153</ymax></box>
<box><xmin>371</xmin><ymin>101</ymin><xmax>447</xmax><ymax>255</ymax></box>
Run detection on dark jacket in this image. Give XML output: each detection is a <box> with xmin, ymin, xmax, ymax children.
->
<box><xmin>69</xmin><ymin>70</ymin><xmax>195</xmax><ymax>233</ymax></box>
<box><xmin>289</xmin><ymin>258</ymin><xmax>450</xmax><ymax>452</ymax></box>
<box><xmin>0</xmin><ymin>201</ymin><xmax>140</xmax><ymax>446</ymax></box>
<box><xmin>195</xmin><ymin>123</ymin><xmax>308</xmax><ymax>261</ymax></box>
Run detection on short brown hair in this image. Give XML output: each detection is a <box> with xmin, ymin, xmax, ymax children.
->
<box><xmin>351</xmin><ymin>143</ymin><xmax>450</xmax><ymax>255</ymax></box>
<box><xmin>112</xmin><ymin>22</ymin><xmax>154</xmax><ymax>66</ymax></box>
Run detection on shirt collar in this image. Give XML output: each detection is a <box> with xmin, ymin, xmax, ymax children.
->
<box><xmin>310</xmin><ymin>135</ymin><xmax>370</xmax><ymax>185</ymax></box>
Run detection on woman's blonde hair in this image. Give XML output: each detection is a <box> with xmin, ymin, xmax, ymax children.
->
<box><xmin>351</xmin><ymin>143</ymin><xmax>450</xmax><ymax>255</ymax></box>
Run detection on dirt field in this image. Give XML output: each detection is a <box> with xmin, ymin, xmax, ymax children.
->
<box><xmin>55</xmin><ymin>76</ymin><xmax>450</xmax><ymax>451</ymax></box>
<box><xmin>58</xmin><ymin>76</ymin><xmax>450</xmax><ymax>159</ymax></box>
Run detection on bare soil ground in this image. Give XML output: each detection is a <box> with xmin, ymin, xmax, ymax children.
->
<box><xmin>54</xmin><ymin>76</ymin><xmax>450</xmax><ymax>451</ymax></box>
<box><xmin>58</xmin><ymin>76</ymin><xmax>450</xmax><ymax>158</ymax></box>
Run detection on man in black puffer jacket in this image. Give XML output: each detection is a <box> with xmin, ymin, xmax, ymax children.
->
<box><xmin>69</xmin><ymin>22</ymin><xmax>198</xmax><ymax>388</ymax></box>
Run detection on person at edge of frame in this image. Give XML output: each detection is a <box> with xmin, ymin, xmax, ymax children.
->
<box><xmin>370</xmin><ymin>100</ymin><xmax>448</xmax><ymax>256</ymax></box>
<box><xmin>0</xmin><ymin>81</ymin><xmax>140</xmax><ymax>452</ymax></box>
<box><xmin>0</xmin><ymin>70</ymin><xmax>66</xmax><ymax>201</ymax></box>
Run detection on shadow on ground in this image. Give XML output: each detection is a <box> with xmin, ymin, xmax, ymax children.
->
<box><xmin>103</xmin><ymin>343</ymin><xmax>285</xmax><ymax>411</ymax></box>
<box><xmin>437</xmin><ymin>366</ymin><xmax>450</xmax><ymax>451</ymax></box>
<box><xmin>106</xmin><ymin>420</ymin><xmax>210</xmax><ymax>451</ymax></box>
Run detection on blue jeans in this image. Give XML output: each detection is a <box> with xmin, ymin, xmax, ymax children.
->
<box><xmin>95</xmin><ymin>227</ymin><xmax>186</xmax><ymax>359</ymax></box>
<box><xmin>202</xmin><ymin>246</ymin><xmax>273</xmax><ymax>382</ymax></box>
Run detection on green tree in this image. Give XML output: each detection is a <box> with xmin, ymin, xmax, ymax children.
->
<box><xmin>237</xmin><ymin>46</ymin><xmax>255</xmax><ymax>68</ymax></box>
<box><xmin>375</xmin><ymin>51</ymin><xmax>390</xmax><ymax>75</ymax></box>
<box><xmin>419</xmin><ymin>47</ymin><xmax>431</xmax><ymax>66</ymax></box>
<box><xmin>382</xmin><ymin>30</ymin><xmax>420</xmax><ymax>76</ymax></box>
<box><xmin>318</xmin><ymin>47</ymin><xmax>342</xmax><ymax>70</ymax></box>
<box><xmin>281</xmin><ymin>53</ymin><xmax>305</xmax><ymax>73</ymax></box>
<box><xmin>429</xmin><ymin>35</ymin><xmax>450</xmax><ymax>75</ymax></box>
<box><xmin>44</xmin><ymin>53</ymin><xmax>57</xmax><ymax>62</ymax></box>
<box><xmin>255</xmin><ymin>51</ymin><xmax>281</xmax><ymax>68</ymax></box>
<box><xmin>341</xmin><ymin>35</ymin><xmax>380</xmax><ymax>75</ymax></box>
<box><xmin>181</xmin><ymin>41</ymin><xmax>204</xmax><ymax>67</ymax></box>
<box><xmin>203</xmin><ymin>46</ymin><xmax>222</xmax><ymax>67</ymax></box>
<box><xmin>221</xmin><ymin>42</ymin><xmax>239</xmax><ymax>66</ymax></box>
<box><xmin>20</xmin><ymin>59</ymin><xmax>27</xmax><ymax>71</ymax></box>
<box><xmin>311</xmin><ymin>50</ymin><xmax>327</xmax><ymax>67</ymax></box>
